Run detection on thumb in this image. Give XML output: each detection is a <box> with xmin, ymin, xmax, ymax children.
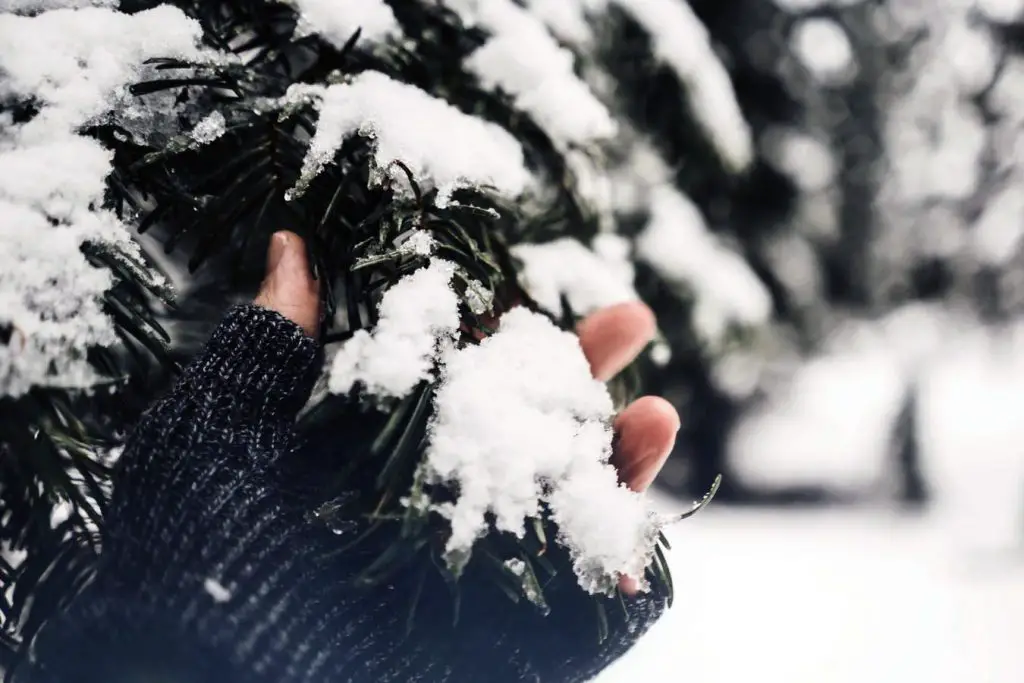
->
<box><xmin>254</xmin><ymin>231</ymin><xmax>320</xmax><ymax>338</ymax></box>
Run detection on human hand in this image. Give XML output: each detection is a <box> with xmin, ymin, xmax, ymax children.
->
<box><xmin>252</xmin><ymin>231</ymin><xmax>677</xmax><ymax>677</ymax></box>
<box><xmin>22</xmin><ymin>230</ymin><xmax>673</xmax><ymax>683</ymax></box>
<box><xmin>258</xmin><ymin>230</ymin><xmax>680</xmax><ymax>593</ymax></box>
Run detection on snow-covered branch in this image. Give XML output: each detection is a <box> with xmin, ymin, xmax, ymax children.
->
<box><xmin>0</xmin><ymin>6</ymin><xmax>201</xmax><ymax>396</ymax></box>
<box><xmin>289</xmin><ymin>71</ymin><xmax>532</xmax><ymax>205</ymax></box>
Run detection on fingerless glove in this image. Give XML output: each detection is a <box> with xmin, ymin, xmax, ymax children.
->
<box><xmin>15</xmin><ymin>304</ymin><xmax>667</xmax><ymax>683</ymax></box>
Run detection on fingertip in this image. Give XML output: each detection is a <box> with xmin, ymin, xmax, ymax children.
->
<box><xmin>622</xmin><ymin>300</ymin><xmax>658</xmax><ymax>342</ymax></box>
<box><xmin>254</xmin><ymin>231</ymin><xmax>321</xmax><ymax>338</ymax></box>
<box><xmin>579</xmin><ymin>301</ymin><xmax>657</xmax><ymax>343</ymax></box>
<box><xmin>269</xmin><ymin>231</ymin><xmax>310</xmax><ymax>285</ymax></box>
<box><xmin>623</xmin><ymin>395</ymin><xmax>681</xmax><ymax>434</ymax></box>
<box><xmin>267</xmin><ymin>231</ymin><xmax>290</xmax><ymax>272</ymax></box>
<box><xmin>613</xmin><ymin>396</ymin><xmax>680</xmax><ymax>492</ymax></box>
<box><xmin>618</xmin><ymin>575</ymin><xmax>642</xmax><ymax>596</ymax></box>
<box><xmin>577</xmin><ymin>301</ymin><xmax>658</xmax><ymax>381</ymax></box>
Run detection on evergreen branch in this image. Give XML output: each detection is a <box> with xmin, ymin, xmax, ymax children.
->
<box><xmin>671</xmin><ymin>473</ymin><xmax>723</xmax><ymax>523</ymax></box>
<box><xmin>0</xmin><ymin>0</ymin><xmax>727</xmax><ymax>652</ymax></box>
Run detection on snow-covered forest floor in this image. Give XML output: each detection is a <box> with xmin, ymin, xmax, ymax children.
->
<box><xmin>598</xmin><ymin>310</ymin><xmax>1024</xmax><ymax>683</ymax></box>
<box><xmin>599</xmin><ymin>501</ymin><xmax>1024</xmax><ymax>683</ymax></box>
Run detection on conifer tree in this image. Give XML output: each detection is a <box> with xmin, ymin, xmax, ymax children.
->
<box><xmin>0</xmin><ymin>0</ymin><xmax>785</xmax><ymax>667</ymax></box>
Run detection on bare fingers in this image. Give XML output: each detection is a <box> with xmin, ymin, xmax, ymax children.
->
<box><xmin>614</xmin><ymin>395</ymin><xmax>679</xmax><ymax>595</ymax></box>
<box><xmin>576</xmin><ymin>301</ymin><xmax>656</xmax><ymax>382</ymax></box>
<box><xmin>576</xmin><ymin>303</ymin><xmax>680</xmax><ymax>595</ymax></box>
<box><xmin>612</xmin><ymin>396</ymin><xmax>680</xmax><ymax>494</ymax></box>
<box><xmin>253</xmin><ymin>231</ymin><xmax>320</xmax><ymax>338</ymax></box>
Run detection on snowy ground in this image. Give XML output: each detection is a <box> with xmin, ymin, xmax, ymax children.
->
<box><xmin>597</xmin><ymin>497</ymin><xmax>1024</xmax><ymax>683</ymax></box>
<box><xmin>603</xmin><ymin>310</ymin><xmax>1024</xmax><ymax>683</ymax></box>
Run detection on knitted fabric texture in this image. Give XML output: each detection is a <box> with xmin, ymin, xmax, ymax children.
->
<box><xmin>13</xmin><ymin>304</ymin><xmax>667</xmax><ymax>683</ymax></box>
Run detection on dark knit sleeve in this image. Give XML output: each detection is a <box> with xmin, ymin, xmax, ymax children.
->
<box><xmin>17</xmin><ymin>304</ymin><xmax>326</xmax><ymax>683</ymax></box>
<box><xmin>103</xmin><ymin>304</ymin><xmax>322</xmax><ymax>586</ymax></box>
<box><xmin>17</xmin><ymin>304</ymin><xmax>667</xmax><ymax>683</ymax></box>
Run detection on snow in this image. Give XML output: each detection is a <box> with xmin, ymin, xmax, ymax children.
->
<box><xmin>915</xmin><ymin>325</ymin><xmax>1024</xmax><ymax>554</ymax></box>
<box><xmin>0</xmin><ymin>0</ymin><xmax>116</xmax><ymax>11</ymax></box>
<box><xmin>889</xmin><ymin>93</ymin><xmax>987</xmax><ymax>204</ymax></box>
<box><xmin>963</xmin><ymin>55</ymin><xmax>1024</xmax><ymax>268</ymax></box>
<box><xmin>396</xmin><ymin>230</ymin><xmax>436</xmax><ymax>258</ymax></box>
<box><xmin>503</xmin><ymin>558</ymin><xmax>526</xmax><ymax>576</ymax></box>
<box><xmin>595</xmin><ymin>503</ymin><xmax>1024</xmax><ymax>683</ymax></box>
<box><xmin>989</xmin><ymin>56</ymin><xmax>1024</xmax><ymax>127</ymax></box>
<box><xmin>945</xmin><ymin>22</ymin><xmax>999</xmax><ymax>96</ymax></box>
<box><xmin>610</xmin><ymin>142</ymin><xmax>770</xmax><ymax>342</ymax></box>
<box><xmin>0</xmin><ymin>6</ymin><xmax>203</xmax><ymax>139</ymax></box>
<box><xmin>0</xmin><ymin>157</ymin><xmax>134</xmax><ymax>397</ymax></box>
<box><xmin>0</xmin><ymin>135</ymin><xmax>111</xmax><ymax>218</ymax></box>
<box><xmin>977</xmin><ymin>0</ymin><xmax>1024</xmax><ymax>22</ymax></box>
<box><xmin>791</xmin><ymin>17</ymin><xmax>856</xmax><ymax>85</ymax></box>
<box><xmin>462</xmin><ymin>277</ymin><xmax>494</xmax><ymax>316</ymax></box>
<box><xmin>328</xmin><ymin>259</ymin><xmax>461</xmax><ymax>399</ymax></box>
<box><xmin>512</xmin><ymin>237</ymin><xmax>638</xmax><ymax>317</ymax></box>
<box><xmin>447</xmin><ymin>0</ymin><xmax>617</xmax><ymax>150</ymax></box>
<box><xmin>203</xmin><ymin>578</ymin><xmax>233</xmax><ymax>603</ymax></box>
<box><xmin>636</xmin><ymin>186</ymin><xmax>772</xmax><ymax>343</ymax></box>
<box><xmin>728</xmin><ymin>305</ymin><xmax>944</xmax><ymax>491</ymax></box>
<box><xmin>592</xmin><ymin>232</ymin><xmax>636</xmax><ymax>289</ymax></box>
<box><xmin>0</xmin><ymin>191</ymin><xmax>121</xmax><ymax>396</ymax></box>
<box><xmin>763</xmin><ymin>127</ymin><xmax>837</xmax><ymax>193</ymax></box>
<box><xmin>868</xmin><ymin>1</ymin><xmax>1024</xmax><ymax>308</ymax></box>
<box><xmin>522</xmin><ymin>0</ymin><xmax>596</xmax><ymax>45</ymax></box>
<box><xmin>612</xmin><ymin>294</ymin><xmax>1024</xmax><ymax>680</ymax></box>
<box><xmin>49</xmin><ymin>500</ymin><xmax>72</xmax><ymax>527</ymax></box>
<box><xmin>424</xmin><ymin>307</ymin><xmax>662</xmax><ymax>593</ymax></box>
<box><xmin>649</xmin><ymin>341</ymin><xmax>671</xmax><ymax>366</ymax></box>
<box><xmin>289</xmin><ymin>71</ymin><xmax>532</xmax><ymax>205</ymax></box>
<box><xmin>875</xmin><ymin>1</ymin><xmax>1000</xmax><ymax>271</ymax></box>
<box><xmin>762</xmin><ymin>230</ymin><xmax>823</xmax><ymax>307</ymax></box>
<box><xmin>771</xmin><ymin>0</ymin><xmax>865</xmax><ymax>10</ymax></box>
<box><xmin>522</xmin><ymin>0</ymin><xmax>767</xmax><ymax>187</ymax></box>
<box><xmin>727</xmin><ymin>302</ymin><xmax>1024</xmax><ymax>561</ymax></box>
<box><xmin>288</xmin><ymin>0</ymin><xmax>400</xmax><ymax>48</ymax></box>
<box><xmin>609</xmin><ymin>0</ymin><xmax>754</xmax><ymax>172</ymax></box>
<box><xmin>729</xmin><ymin>340</ymin><xmax>909</xmax><ymax>491</ymax></box>
<box><xmin>565</xmin><ymin>148</ymin><xmax>617</xmax><ymax>221</ymax></box>
<box><xmin>1</xmin><ymin>544</ymin><xmax>27</xmax><ymax>571</ymax></box>
<box><xmin>0</xmin><ymin>5</ymin><xmax>198</xmax><ymax>396</ymax></box>
<box><xmin>606</xmin><ymin>136</ymin><xmax>676</xmax><ymax>213</ymax></box>
<box><xmin>971</xmin><ymin>181</ymin><xmax>1024</xmax><ymax>266</ymax></box>
<box><xmin>618</xmin><ymin>317</ymin><xmax>1022</xmax><ymax>676</ymax></box>
<box><xmin>189</xmin><ymin>111</ymin><xmax>227</xmax><ymax>145</ymax></box>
